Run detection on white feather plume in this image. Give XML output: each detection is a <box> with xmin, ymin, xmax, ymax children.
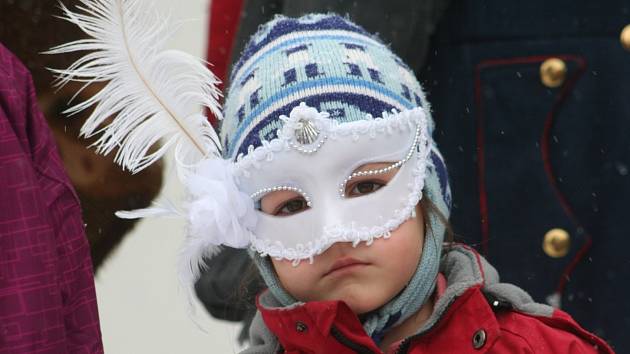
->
<box><xmin>47</xmin><ymin>0</ymin><xmax>259</xmax><ymax>310</ymax></box>
<box><xmin>47</xmin><ymin>0</ymin><xmax>223</xmax><ymax>174</ymax></box>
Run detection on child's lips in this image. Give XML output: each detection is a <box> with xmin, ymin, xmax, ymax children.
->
<box><xmin>324</xmin><ymin>257</ymin><xmax>370</xmax><ymax>277</ymax></box>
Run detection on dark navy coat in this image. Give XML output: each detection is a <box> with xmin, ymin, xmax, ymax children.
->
<box><xmin>422</xmin><ymin>1</ymin><xmax>630</xmax><ymax>351</ymax></box>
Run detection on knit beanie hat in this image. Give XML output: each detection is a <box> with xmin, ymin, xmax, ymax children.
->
<box><xmin>221</xmin><ymin>14</ymin><xmax>452</xmax><ymax>340</ymax></box>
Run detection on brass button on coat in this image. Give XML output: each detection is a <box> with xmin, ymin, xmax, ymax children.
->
<box><xmin>543</xmin><ymin>228</ymin><xmax>571</xmax><ymax>258</ymax></box>
<box><xmin>472</xmin><ymin>329</ymin><xmax>487</xmax><ymax>349</ymax></box>
<box><xmin>621</xmin><ymin>24</ymin><xmax>630</xmax><ymax>51</ymax></box>
<box><xmin>540</xmin><ymin>58</ymin><xmax>567</xmax><ymax>88</ymax></box>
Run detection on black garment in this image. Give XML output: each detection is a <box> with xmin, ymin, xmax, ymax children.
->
<box><xmin>423</xmin><ymin>1</ymin><xmax>630</xmax><ymax>351</ymax></box>
<box><xmin>194</xmin><ymin>247</ymin><xmax>264</xmax><ymax>342</ymax></box>
<box><xmin>227</xmin><ymin>0</ymin><xmax>449</xmax><ymax>85</ymax></box>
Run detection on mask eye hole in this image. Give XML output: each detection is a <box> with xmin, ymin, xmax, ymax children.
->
<box><xmin>275</xmin><ymin>197</ymin><xmax>309</xmax><ymax>216</ymax></box>
<box><xmin>344</xmin><ymin>162</ymin><xmax>400</xmax><ymax>198</ymax></box>
<box><xmin>260</xmin><ymin>191</ymin><xmax>310</xmax><ymax>217</ymax></box>
<box><xmin>346</xmin><ymin>180</ymin><xmax>386</xmax><ymax>197</ymax></box>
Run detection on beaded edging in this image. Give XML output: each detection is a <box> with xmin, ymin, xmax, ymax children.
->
<box><xmin>338</xmin><ymin>122</ymin><xmax>422</xmax><ymax>197</ymax></box>
<box><xmin>249</xmin><ymin>185</ymin><xmax>312</xmax><ymax>207</ymax></box>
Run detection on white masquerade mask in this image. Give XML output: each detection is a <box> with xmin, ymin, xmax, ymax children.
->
<box><xmin>233</xmin><ymin>103</ymin><xmax>431</xmax><ymax>264</ymax></box>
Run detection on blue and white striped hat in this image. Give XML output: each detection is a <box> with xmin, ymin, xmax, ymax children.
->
<box><xmin>221</xmin><ymin>13</ymin><xmax>451</xmax><ymax>218</ymax></box>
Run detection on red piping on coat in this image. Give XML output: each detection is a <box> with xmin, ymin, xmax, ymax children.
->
<box><xmin>474</xmin><ymin>55</ymin><xmax>590</xmax><ymax>297</ymax></box>
<box><xmin>538</xmin><ymin>56</ymin><xmax>590</xmax><ymax>294</ymax></box>
<box><xmin>473</xmin><ymin>63</ymin><xmax>490</xmax><ymax>256</ymax></box>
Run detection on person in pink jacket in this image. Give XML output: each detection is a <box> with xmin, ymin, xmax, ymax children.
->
<box><xmin>0</xmin><ymin>43</ymin><xmax>103</xmax><ymax>353</ymax></box>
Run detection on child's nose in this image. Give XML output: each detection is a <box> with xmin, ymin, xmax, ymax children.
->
<box><xmin>325</xmin><ymin>241</ymin><xmax>361</xmax><ymax>257</ymax></box>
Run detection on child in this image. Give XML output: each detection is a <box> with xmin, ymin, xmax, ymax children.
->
<box><xmin>51</xmin><ymin>3</ymin><xmax>612</xmax><ymax>352</ymax></box>
<box><xmin>217</xmin><ymin>15</ymin><xmax>613</xmax><ymax>353</ymax></box>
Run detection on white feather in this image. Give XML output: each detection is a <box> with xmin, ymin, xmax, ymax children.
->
<box><xmin>47</xmin><ymin>0</ymin><xmax>223</xmax><ymax>174</ymax></box>
<box><xmin>115</xmin><ymin>199</ymin><xmax>183</xmax><ymax>219</ymax></box>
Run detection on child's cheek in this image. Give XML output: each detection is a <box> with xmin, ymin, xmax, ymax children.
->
<box><xmin>270</xmin><ymin>257</ymin><xmax>325</xmax><ymax>302</ymax></box>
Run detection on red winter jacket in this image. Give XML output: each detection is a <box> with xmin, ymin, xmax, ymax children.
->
<box><xmin>242</xmin><ymin>245</ymin><xmax>613</xmax><ymax>353</ymax></box>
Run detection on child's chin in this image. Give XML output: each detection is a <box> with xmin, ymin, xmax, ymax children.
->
<box><xmin>321</xmin><ymin>282</ymin><xmax>389</xmax><ymax>314</ymax></box>
<box><xmin>339</xmin><ymin>295</ymin><xmax>383</xmax><ymax>315</ymax></box>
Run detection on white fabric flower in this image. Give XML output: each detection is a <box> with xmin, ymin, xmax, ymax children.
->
<box><xmin>179</xmin><ymin>158</ymin><xmax>257</xmax><ymax>287</ymax></box>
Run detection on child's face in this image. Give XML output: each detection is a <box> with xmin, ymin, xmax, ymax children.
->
<box><xmin>262</xmin><ymin>163</ymin><xmax>425</xmax><ymax>314</ymax></box>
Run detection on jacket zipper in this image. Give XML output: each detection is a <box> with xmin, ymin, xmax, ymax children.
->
<box><xmin>395</xmin><ymin>337</ymin><xmax>412</xmax><ymax>353</ymax></box>
<box><xmin>330</xmin><ymin>326</ymin><xmax>377</xmax><ymax>354</ymax></box>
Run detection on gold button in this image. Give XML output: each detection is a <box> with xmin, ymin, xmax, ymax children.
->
<box><xmin>540</xmin><ymin>58</ymin><xmax>567</xmax><ymax>88</ymax></box>
<box><xmin>621</xmin><ymin>24</ymin><xmax>630</xmax><ymax>51</ymax></box>
<box><xmin>543</xmin><ymin>228</ymin><xmax>571</xmax><ymax>258</ymax></box>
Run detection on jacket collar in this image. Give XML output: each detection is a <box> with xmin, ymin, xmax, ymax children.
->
<box><xmin>254</xmin><ymin>245</ymin><xmax>515</xmax><ymax>352</ymax></box>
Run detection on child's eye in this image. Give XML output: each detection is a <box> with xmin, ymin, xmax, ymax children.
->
<box><xmin>347</xmin><ymin>181</ymin><xmax>385</xmax><ymax>197</ymax></box>
<box><xmin>274</xmin><ymin>197</ymin><xmax>309</xmax><ymax>216</ymax></box>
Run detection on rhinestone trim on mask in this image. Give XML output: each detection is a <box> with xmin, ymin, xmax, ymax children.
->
<box><xmin>289</xmin><ymin>134</ymin><xmax>328</xmax><ymax>154</ymax></box>
<box><xmin>250</xmin><ymin>185</ymin><xmax>312</xmax><ymax>207</ymax></box>
<box><xmin>338</xmin><ymin>122</ymin><xmax>422</xmax><ymax>197</ymax></box>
